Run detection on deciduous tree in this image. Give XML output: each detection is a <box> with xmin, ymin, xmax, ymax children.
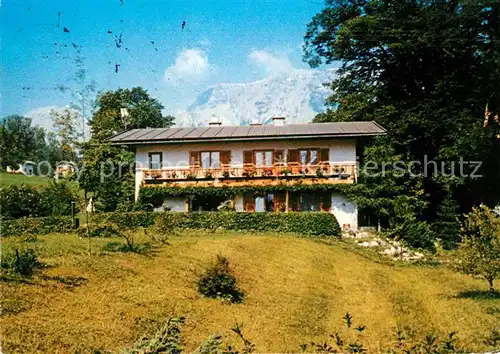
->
<box><xmin>304</xmin><ymin>0</ymin><xmax>500</xmax><ymax>243</ymax></box>
<box><xmin>454</xmin><ymin>205</ymin><xmax>500</xmax><ymax>293</ymax></box>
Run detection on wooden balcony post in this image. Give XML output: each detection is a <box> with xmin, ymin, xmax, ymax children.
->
<box><xmin>285</xmin><ymin>190</ymin><xmax>290</xmax><ymax>213</ymax></box>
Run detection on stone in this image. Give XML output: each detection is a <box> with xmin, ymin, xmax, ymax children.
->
<box><xmin>355</xmin><ymin>231</ymin><xmax>371</xmax><ymax>239</ymax></box>
<box><xmin>381</xmin><ymin>247</ymin><xmax>398</xmax><ymax>255</ymax></box>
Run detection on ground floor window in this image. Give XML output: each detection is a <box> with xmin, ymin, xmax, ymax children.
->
<box><xmin>243</xmin><ymin>192</ymin><xmax>329</xmax><ymax>212</ymax></box>
<box><xmin>191</xmin><ymin>195</ymin><xmax>227</xmax><ymax>211</ymax></box>
<box><xmin>289</xmin><ymin>192</ymin><xmax>331</xmax><ymax>212</ymax></box>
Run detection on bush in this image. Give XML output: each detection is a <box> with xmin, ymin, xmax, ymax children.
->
<box><xmin>394</xmin><ymin>220</ymin><xmax>436</xmax><ymax>251</ymax></box>
<box><xmin>87</xmin><ymin>211</ymin><xmax>340</xmax><ymax>237</ymax></box>
<box><xmin>91</xmin><ymin>211</ymin><xmax>156</xmax><ymax>229</ymax></box>
<box><xmin>148</xmin><ymin>216</ymin><xmax>177</xmax><ymax>245</ymax></box>
<box><xmin>1</xmin><ymin>249</ymin><xmax>44</xmax><ymax>277</ymax></box>
<box><xmin>76</xmin><ymin>223</ymin><xmax>121</xmax><ymax>238</ymax></box>
<box><xmin>0</xmin><ymin>181</ymin><xmax>80</xmax><ymax>219</ymax></box>
<box><xmin>1</xmin><ymin>216</ymin><xmax>74</xmax><ymax>237</ymax></box>
<box><xmin>197</xmin><ymin>255</ymin><xmax>243</xmax><ymax>303</ymax></box>
<box><xmin>155</xmin><ymin>211</ymin><xmax>340</xmax><ymax>237</ymax></box>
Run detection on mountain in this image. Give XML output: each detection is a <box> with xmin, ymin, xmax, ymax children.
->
<box><xmin>177</xmin><ymin>69</ymin><xmax>335</xmax><ymax>127</ymax></box>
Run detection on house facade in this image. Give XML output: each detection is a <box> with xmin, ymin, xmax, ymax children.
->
<box><xmin>110</xmin><ymin>118</ymin><xmax>386</xmax><ymax>230</ymax></box>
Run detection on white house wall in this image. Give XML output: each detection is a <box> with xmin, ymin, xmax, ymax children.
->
<box><xmin>135</xmin><ymin>138</ymin><xmax>357</xmax><ymax>170</ymax></box>
<box><xmin>331</xmin><ymin>192</ymin><xmax>358</xmax><ymax>230</ymax></box>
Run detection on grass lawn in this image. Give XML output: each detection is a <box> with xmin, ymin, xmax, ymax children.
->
<box><xmin>0</xmin><ymin>172</ymin><xmax>51</xmax><ymax>186</ymax></box>
<box><xmin>1</xmin><ymin>231</ymin><xmax>498</xmax><ymax>353</ymax></box>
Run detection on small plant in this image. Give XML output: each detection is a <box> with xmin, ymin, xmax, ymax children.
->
<box><xmin>186</xmin><ymin>172</ymin><xmax>197</xmax><ymax>180</ymax></box>
<box><xmin>151</xmin><ymin>171</ymin><xmax>162</xmax><ymax>179</ymax></box>
<box><xmin>197</xmin><ymin>255</ymin><xmax>243</xmax><ymax>303</ymax></box>
<box><xmin>204</xmin><ymin>171</ymin><xmax>214</xmax><ymax>179</ymax></box>
<box><xmin>124</xmin><ymin>317</ymin><xmax>185</xmax><ymax>354</ymax></box>
<box><xmin>280</xmin><ymin>168</ymin><xmax>291</xmax><ymax>176</ymax></box>
<box><xmin>316</xmin><ymin>167</ymin><xmax>324</xmax><ymax>177</ymax></box>
<box><xmin>225</xmin><ymin>323</ymin><xmax>256</xmax><ymax>354</ymax></box>
<box><xmin>222</xmin><ymin>171</ymin><xmax>230</xmax><ymax>179</ymax></box>
<box><xmin>1</xmin><ymin>249</ymin><xmax>44</xmax><ymax>277</ymax></box>
<box><xmin>242</xmin><ymin>168</ymin><xmax>256</xmax><ymax>178</ymax></box>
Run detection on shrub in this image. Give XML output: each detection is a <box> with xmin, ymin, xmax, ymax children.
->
<box><xmin>1</xmin><ymin>249</ymin><xmax>44</xmax><ymax>277</ymax></box>
<box><xmin>155</xmin><ymin>211</ymin><xmax>340</xmax><ymax>237</ymax></box>
<box><xmin>148</xmin><ymin>216</ymin><xmax>177</xmax><ymax>245</ymax></box>
<box><xmin>101</xmin><ymin>240</ymin><xmax>152</xmax><ymax>253</ymax></box>
<box><xmin>91</xmin><ymin>211</ymin><xmax>157</xmax><ymax>229</ymax></box>
<box><xmin>0</xmin><ymin>181</ymin><xmax>80</xmax><ymax>219</ymax></box>
<box><xmin>84</xmin><ymin>211</ymin><xmax>340</xmax><ymax>237</ymax></box>
<box><xmin>77</xmin><ymin>223</ymin><xmax>121</xmax><ymax>238</ymax></box>
<box><xmin>1</xmin><ymin>216</ymin><xmax>74</xmax><ymax>236</ymax></box>
<box><xmin>394</xmin><ymin>220</ymin><xmax>436</xmax><ymax>251</ymax></box>
<box><xmin>197</xmin><ymin>255</ymin><xmax>243</xmax><ymax>303</ymax></box>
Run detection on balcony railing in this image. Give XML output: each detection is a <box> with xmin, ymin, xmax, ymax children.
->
<box><xmin>141</xmin><ymin>163</ymin><xmax>356</xmax><ymax>183</ymax></box>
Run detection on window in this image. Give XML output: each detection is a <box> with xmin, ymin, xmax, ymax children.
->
<box><xmin>290</xmin><ymin>192</ymin><xmax>331</xmax><ymax>212</ymax></box>
<box><xmin>299</xmin><ymin>149</ymin><xmax>320</xmax><ymax>165</ymax></box>
<box><xmin>243</xmin><ymin>192</ymin><xmax>286</xmax><ymax>212</ymax></box>
<box><xmin>243</xmin><ymin>193</ymin><xmax>255</xmax><ymax>212</ymax></box>
<box><xmin>264</xmin><ymin>192</ymin><xmax>286</xmax><ymax>212</ymax></box>
<box><xmin>254</xmin><ymin>150</ymin><xmax>273</xmax><ymax>167</ymax></box>
<box><xmin>200</xmin><ymin>151</ymin><xmax>220</xmax><ymax>168</ymax></box>
<box><xmin>148</xmin><ymin>152</ymin><xmax>162</xmax><ymax>169</ymax></box>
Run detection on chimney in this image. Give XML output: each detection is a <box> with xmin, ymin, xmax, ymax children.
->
<box><xmin>209</xmin><ymin>116</ymin><xmax>222</xmax><ymax>127</ymax></box>
<box><xmin>272</xmin><ymin>116</ymin><xmax>286</xmax><ymax>126</ymax></box>
<box><xmin>250</xmin><ymin>119</ymin><xmax>262</xmax><ymax>126</ymax></box>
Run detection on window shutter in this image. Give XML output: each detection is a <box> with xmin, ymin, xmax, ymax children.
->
<box><xmin>189</xmin><ymin>151</ymin><xmax>200</xmax><ymax>168</ymax></box>
<box><xmin>243</xmin><ymin>150</ymin><xmax>254</xmax><ymax>166</ymax></box>
<box><xmin>274</xmin><ymin>150</ymin><xmax>284</xmax><ymax>165</ymax></box>
<box><xmin>287</xmin><ymin>149</ymin><xmax>299</xmax><ymax>164</ymax></box>
<box><xmin>320</xmin><ymin>148</ymin><xmax>330</xmax><ymax>164</ymax></box>
<box><xmin>221</xmin><ymin>150</ymin><xmax>231</xmax><ymax>166</ymax></box>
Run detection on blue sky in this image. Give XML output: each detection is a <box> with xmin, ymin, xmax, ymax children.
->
<box><xmin>2</xmin><ymin>0</ymin><xmax>326</xmax><ymax>126</ymax></box>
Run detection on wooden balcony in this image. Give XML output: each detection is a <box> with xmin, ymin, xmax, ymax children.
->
<box><xmin>141</xmin><ymin>164</ymin><xmax>356</xmax><ymax>187</ymax></box>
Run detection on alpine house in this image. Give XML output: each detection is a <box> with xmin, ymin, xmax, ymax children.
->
<box><xmin>110</xmin><ymin>117</ymin><xmax>386</xmax><ymax>230</ymax></box>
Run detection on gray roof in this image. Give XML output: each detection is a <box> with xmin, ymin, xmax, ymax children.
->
<box><xmin>109</xmin><ymin>121</ymin><xmax>386</xmax><ymax>145</ymax></box>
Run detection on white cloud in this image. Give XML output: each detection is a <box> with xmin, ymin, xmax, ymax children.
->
<box><xmin>24</xmin><ymin>106</ymin><xmax>62</xmax><ymax>131</ymax></box>
<box><xmin>24</xmin><ymin>106</ymin><xmax>88</xmax><ymax>137</ymax></box>
<box><xmin>164</xmin><ymin>49</ymin><xmax>212</xmax><ymax>83</ymax></box>
<box><xmin>248</xmin><ymin>49</ymin><xmax>293</xmax><ymax>74</ymax></box>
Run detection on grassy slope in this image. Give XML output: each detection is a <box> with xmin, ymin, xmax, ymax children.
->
<box><xmin>0</xmin><ymin>172</ymin><xmax>50</xmax><ymax>186</ymax></box>
<box><xmin>1</xmin><ymin>232</ymin><xmax>498</xmax><ymax>353</ymax></box>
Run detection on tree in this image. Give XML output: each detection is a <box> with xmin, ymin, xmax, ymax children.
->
<box><xmin>89</xmin><ymin>87</ymin><xmax>174</xmax><ymax>140</ymax></box>
<box><xmin>78</xmin><ymin>87</ymin><xmax>174</xmax><ymax>211</ymax></box>
<box><xmin>50</xmin><ymin>108</ymin><xmax>80</xmax><ymax>162</ymax></box>
<box><xmin>0</xmin><ymin>115</ymin><xmax>48</xmax><ymax>171</ymax></box>
<box><xmin>454</xmin><ymin>205</ymin><xmax>500</xmax><ymax>293</ymax></box>
<box><xmin>303</xmin><ymin>0</ymin><xmax>500</xmax><ymax>237</ymax></box>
